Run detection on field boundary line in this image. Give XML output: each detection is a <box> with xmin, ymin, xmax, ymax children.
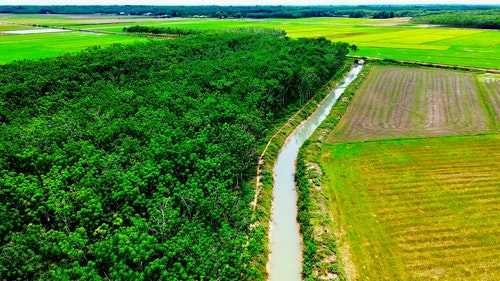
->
<box><xmin>348</xmin><ymin>55</ymin><xmax>500</xmax><ymax>74</ymax></box>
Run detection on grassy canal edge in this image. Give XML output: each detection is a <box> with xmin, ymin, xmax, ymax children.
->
<box><xmin>296</xmin><ymin>59</ymin><xmax>500</xmax><ymax>280</ymax></box>
<box><xmin>295</xmin><ymin>62</ymin><xmax>371</xmax><ymax>280</ymax></box>
<box><xmin>248</xmin><ymin>59</ymin><xmax>356</xmax><ymax>280</ymax></box>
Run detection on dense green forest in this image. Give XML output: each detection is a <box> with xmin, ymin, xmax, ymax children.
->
<box><xmin>2</xmin><ymin>5</ymin><xmax>498</xmax><ymax>19</ymax></box>
<box><xmin>122</xmin><ymin>25</ymin><xmax>287</xmax><ymax>38</ymax></box>
<box><xmin>412</xmin><ymin>9</ymin><xmax>500</xmax><ymax>29</ymax></box>
<box><xmin>0</xmin><ymin>32</ymin><xmax>350</xmax><ymax>280</ymax></box>
<box><xmin>123</xmin><ymin>25</ymin><xmax>202</xmax><ymax>36</ymax></box>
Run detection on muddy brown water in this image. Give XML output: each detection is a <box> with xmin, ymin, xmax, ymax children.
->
<box><xmin>268</xmin><ymin>63</ymin><xmax>363</xmax><ymax>281</ymax></box>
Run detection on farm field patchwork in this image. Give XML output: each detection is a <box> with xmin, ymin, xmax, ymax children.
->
<box><xmin>330</xmin><ymin>66</ymin><xmax>500</xmax><ymax>143</ymax></box>
<box><xmin>318</xmin><ymin>65</ymin><xmax>500</xmax><ymax>280</ymax></box>
<box><xmin>61</xmin><ymin>17</ymin><xmax>500</xmax><ymax>70</ymax></box>
<box><xmin>0</xmin><ymin>15</ymin><xmax>499</xmax><ymax>69</ymax></box>
<box><xmin>321</xmin><ymin>134</ymin><xmax>500</xmax><ymax>280</ymax></box>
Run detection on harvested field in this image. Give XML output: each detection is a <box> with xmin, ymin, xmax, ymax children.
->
<box><xmin>329</xmin><ymin>66</ymin><xmax>499</xmax><ymax>143</ymax></box>
<box><xmin>321</xmin><ymin>134</ymin><xmax>500</xmax><ymax>280</ymax></box>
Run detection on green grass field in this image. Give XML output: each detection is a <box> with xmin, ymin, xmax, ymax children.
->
<box><xmin>0</xmin><ymin>23</ymin><xmax>31</xmax><ymax>31</ymax></box>
<box><xmin>0</xmin><ymin>30</ymin><xmax>148</xmax><ymax>64</ymax></box>
<box><xmin>316</xmin><ymin>65</ymin><xmax>500</xmax><ymax>280</ymax></box>
<box><xmin>0</xmin><ymin>14</ymin><xmax>150</xmax><ymax>63</ymax></box>
<box><xmin>59</xmin><ymin>17</ymin><xmax>500</xmax><ymax>69</ymax></box>
<box><xmin>1</xmin><ymin>14</ymin><xmax>499</xmax><ymax>68</ymax></box>
<box><xmin>321</xmin><ymin>134</ymin><xmax>500</xmax><ymax>280</ymax></box>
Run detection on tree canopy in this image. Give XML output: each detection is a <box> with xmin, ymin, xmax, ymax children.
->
<box><xmin>412</xmin><ymin>9</ymin><xmax>500</xmax><ymax>29</ymax></box>
<box><xmin>0</xmin><ymin>32</ymin><xmax>350</xmax><ymax>280</ymax></box>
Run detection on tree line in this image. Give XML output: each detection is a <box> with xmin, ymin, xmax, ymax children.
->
<box><xmin>0</xmin><ymin>31</ymin><xmax>351</xmax><ymax>280</ymax></box>
<box><xmin>123</xmin><ymin>25</ymin><xmax>202</xmax><ymax>36</ymax></box>
<box><xmin>123</xmin><ymin>25</ymin><xmax>287</xmax><ymax>38</ymax></box>
<box><xmin>412</xmin><ymin>9</ymin><xmax>500</xmax><ymax>29</ymax></box>
<box><xmin>3</xmin><ymin>5</ymin><xmax>499</xmax><ymax>20</ymax></box>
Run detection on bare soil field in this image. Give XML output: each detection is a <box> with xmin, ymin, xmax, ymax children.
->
<box><xmin>329</xmin><ymin>66</ymin><xmax>500</xmax><ymax>143</ymax></box>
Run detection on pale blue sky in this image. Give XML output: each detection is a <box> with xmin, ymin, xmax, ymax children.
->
<box><xmin>0</xmin><ymin>0</ymin><xmax>497</xmax><ymax>6</ymax></box>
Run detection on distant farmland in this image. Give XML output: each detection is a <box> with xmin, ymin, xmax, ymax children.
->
<box><xmin>321</xmin><ymin>65</ymin><xmax>500</xmax><ymax>280</ymax></box>
<box><xmin>0</xmin><ymin>28</ymin><xmax>147</xmax><ymax>64</ymax></box>
<box><xmin>330</xmin><ymin>66</ymin><xmax>500</xmax><ymax>143</ymax></box>
<box><xmin>76</xmin><ymin>17</ymin><xmax>500</xmax><ymax>70</ymax></box>
<box><xmin>1</xmin><ymin>15</ymin><xmax>499</xmax><ymax>69</ymax></box>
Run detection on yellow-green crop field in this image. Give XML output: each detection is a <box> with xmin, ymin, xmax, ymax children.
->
<box><xmin>321</xmin><ymin>134</ymin><xmax>500</xmax><ymax>280</ymax></box>
<box><xmin>321</xmin><ymin>66</ymin><xmax>500</xmax><ymax>280</ymax></box>
<box><xmin>1</xmin><ymin>14</ymin><xmax>499</xmax><ymax>69</ymax></box>
<box><xmin>0</xmin><ymin>15</ymin><xmax>149</xmax><ymax>63</ymax></box>
<box><xmin>0</xmin><ymin>28</ymin><xmax>148</xmax><ymax>63</ymax></box>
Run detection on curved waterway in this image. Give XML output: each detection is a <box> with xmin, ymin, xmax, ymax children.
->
<box><xmin>268</xmin><ymin>63</ymin><xmax>363</xmax><ymax>281</ymax></box>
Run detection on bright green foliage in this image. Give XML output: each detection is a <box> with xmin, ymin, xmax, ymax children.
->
<box><xmin>412</xmin><ymin>9</ymin><xmax>500</xmax><ymax>29</ymax></box>
<box><xmin>2</xmin><ymin>14</ymin><xmax>499</xmax><ymax>69</ymax></box>
<box><xmin>123</xmin><ymin>25</ymin><xmax>202</xmax><ymax>36</ymax></box>
<box><xmin>68</xmin><ymin>18</ymin><xmax>500</xmax><ymax>70</ymax></box>
<box><xmin>0</xmin><ymin>32</ymin><xmax>349</xmax><ymax>280</ymax></box>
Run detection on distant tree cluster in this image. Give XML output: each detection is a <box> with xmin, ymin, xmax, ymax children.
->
<box><xmin>123</xmin><ymin>25</ymin><xmax>287</xmax><ymax>38</ymax></box>
<box><xmin>0</xmin><ymin>32</ymin><xmax>350</xmax><ymax>280</ymax></box>
<box><xmin>372</xmin><ymin>10</ymin><xmax>396</xmax><ymax>19</ymax></box>
<box><xmin>123</xmin><ymin>25</ymin><xmax>201</xmax><ymax>36</ymax></box>
<box><xmin>412</xmin><ymin>9</ymin><xmax>500</xmax><ymax>29</ymax></box>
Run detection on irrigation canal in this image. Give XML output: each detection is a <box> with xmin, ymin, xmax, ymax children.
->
<box><xmin>268</xmin><ymin>63</ymin><xmax>363</xmax><ymax>281</ymax></box>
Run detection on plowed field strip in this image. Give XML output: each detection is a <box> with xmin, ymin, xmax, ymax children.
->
<box><xmin>374</xmin><ymin>194</ymin><xmax>500</xmax><ymax>211</ymax></box>
<box><xmin>400</xmin><ymin>242</ymin><xmax>492</xmax><ymax>254</ymax></box>
<box><xmin>328</xmin><ymin>66</ymin><xmax>499</xmax><ymax>143</ymax></box>
<box><xmin>368</xmin><ymin>176</ymin><xmax>499</xmax><ymax>191</ymax></box>
<box><xmin>381</xmin><ymin>209</ymin><xmax>500</xmax><ymax>229</ymax></box>
<box><xmin>378</xmin><ymin>194</ymin><xmax>500</xmax><ymax>211</ymax></box>
<box><xmin>393</xmin><ymin>227</ymin><xmax>500</xmax><ymax>242</ymax></box>
<box><xmin>362</xmin><ymin>166</ymin><xmax>489</xmax><ymax>176</ymax></box>
<box><xmin>405</xmin><ymin>251</ymin><xmax>500</xmax><ymax>271</ymax></box>
<box><xmin>322</xmin><ymin>134</ymin><xmax>500</xmax><ymax>280</ymax></box>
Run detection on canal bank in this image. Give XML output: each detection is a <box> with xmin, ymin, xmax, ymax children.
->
<box><xmin>268</xmin><ymin>64</ymin><xmax>363</xmax><ymax>281</ymax></box>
